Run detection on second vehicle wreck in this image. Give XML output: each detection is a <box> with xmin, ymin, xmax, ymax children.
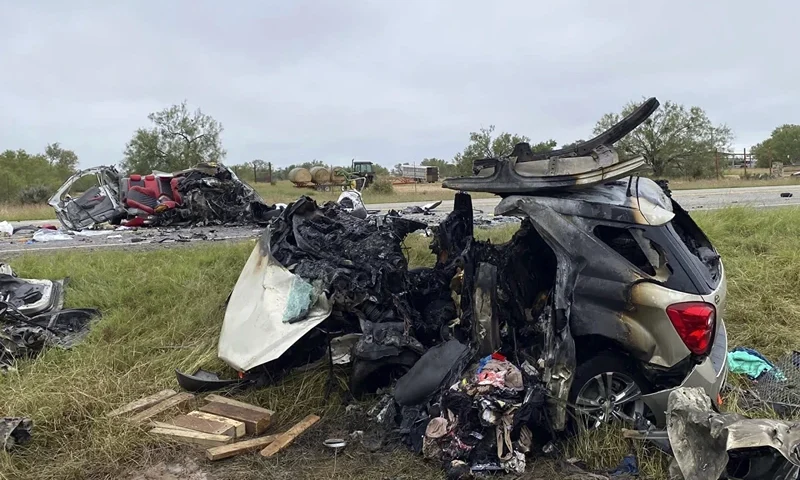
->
<box><xmin>48</xmin><ymin>162</ymin><xmax>281</xmax><ymax>231</ymax></box>
<box><xmin>214</xmin><ymin>97</ymin><xmax>730</xmax><ymax>474</ymax></box>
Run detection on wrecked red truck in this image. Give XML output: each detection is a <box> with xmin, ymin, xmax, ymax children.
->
<box><xmin>47</xmin><ymin>162</ymin><xmax>279</xmax><ymax>230</ymax></box>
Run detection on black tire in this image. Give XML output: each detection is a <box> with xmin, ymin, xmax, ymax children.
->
<box><xmin>567</xmin><ymin>351</ymin><xmax>651</xmax><ymax>432</ymax></box>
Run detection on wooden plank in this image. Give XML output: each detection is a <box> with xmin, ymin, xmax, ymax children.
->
<box><xmin>204</xmin><ymin>394</ymin><xmax>275</xmax><ymax>416</ymax></box>
<box><xmin>149</xmin><ymin>427</ymin><xmax>233</xmax><ymax>447</ymax></box>
<box><xmin>168</xmin><ymin>414</ymin><xmax>235</xmax><ymax>438</ymax></box>
<box><xmin>188</xmin><ymin>411</ymin><xmax>246</xmax><ymax>438</ymax></box>
<box><xmin>107</xmin><ymin>389</ymin><xmax>177</xmax><ymax>418</ymax></box>
<box><xmin>129</xmin><ymin>392</ymin><xmax>195</xmax><ymax>424</ymax></box>
<box><xmin>150</xmin><ymin>421</ymin><xmax>197</xmax><ymax>432</ymax></box>
<box><xmin>205</xmin><ymin>434</ymin><xmax>278</xmax><ymax>461</ymax></box>
<box><xmin>259</xmin><ymin>414</ymin><xmax>320</xmax><ymax>458</ymax></box>
<box><xmin>199</xmin><ymin>402</ymin><xmax>271</xmax><ymax>435</ymax></box>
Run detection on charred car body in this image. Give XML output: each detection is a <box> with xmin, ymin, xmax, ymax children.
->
<box><xmin>48</xmin><ymin>163</ymin><xmax>279</xmax><ymax>230</ymax></box>
<box><xmin>215</xmin><ymin>97</ymin><xmax>728</xmax><ymax>471</ymax></box>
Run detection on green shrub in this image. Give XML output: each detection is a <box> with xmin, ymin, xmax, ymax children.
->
<box><xmin>18</xmin><ymin>185</ymin><xmax>52</xmax><ymax>204</ymax></box>
<box><xmin>370</xmin><ymin>177</ymin><xmax>394</xmax><ymax>194</ymax></box>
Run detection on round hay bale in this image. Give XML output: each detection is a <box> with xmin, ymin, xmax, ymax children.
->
<box><xmin>288</xmin><ymin>167</ymin><xmax>312</xmax><ymax>184</ymax></box>
<box><xmin>310</xmin><ymin>166</ymin><xmax>331</xmax><ymax>184</ymax></box>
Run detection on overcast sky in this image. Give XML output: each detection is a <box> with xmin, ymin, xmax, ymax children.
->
<box><xmin>1</xmin><ymin>1</ymin><xmax>796</xmax><ymax>169</ymax></box>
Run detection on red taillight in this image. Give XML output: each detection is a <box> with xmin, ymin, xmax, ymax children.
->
<box><xmin>666</xmin><ymin>302</ymin><xmax>716</xmax><ymax>355</ymax></box>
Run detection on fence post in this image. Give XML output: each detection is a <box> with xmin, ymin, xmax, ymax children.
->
<box><xmin>743</xmin><ymin>148</ymin><xmax>747</xmax><ymax>177</ymax></box>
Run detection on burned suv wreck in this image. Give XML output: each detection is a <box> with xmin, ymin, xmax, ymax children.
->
<box><xmin>215</xmin><ymin>97</ymin><xmax>728</xmax><ymax>473</ymax></box>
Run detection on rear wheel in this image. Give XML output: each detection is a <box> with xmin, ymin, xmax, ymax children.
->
<box><xmin>568</xmin><ymin>351</ymin><xmax>650</xmax><ymax>430</ymax></box>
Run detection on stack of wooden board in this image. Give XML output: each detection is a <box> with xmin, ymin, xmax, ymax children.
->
<box><xmin>108</xmin><ymin>390</ymin><xmax>320</xmax><ymax>461</ymax></box>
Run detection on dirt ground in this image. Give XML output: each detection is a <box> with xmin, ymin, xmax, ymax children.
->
<box><xmin>131</xmin><ymin>459</ymin><xmax>212</xmax><ymax>480</ymax></box>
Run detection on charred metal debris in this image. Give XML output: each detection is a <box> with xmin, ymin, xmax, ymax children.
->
<box><xmin>0</xmin><ymin>264</ymin><xmax>100</xmax><ymax>372</ymax></box>
<box><xmin>215</xmin><ymin>193</ymin><xmax>564</xmax><ymax>474</ymax></box>
<box><xmin>48</xmin><ymin>162</ymin><xmax>281</xmax><ymax>231</ymax></box>
<box><xmin>0</xmin><ymin>417</ymin><xmax>32</xmax><ymax>451</ymax></box>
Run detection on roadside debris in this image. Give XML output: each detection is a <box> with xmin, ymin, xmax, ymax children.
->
<box><xmin>727</xmin><ymin>347</ymin><xmax>777</xmax><ymax>380</ymax></box>
<box><xmin>107</xmin><ymin>389</ymin><xmax>179</xmax><ymax>418</ymax></box>
<box><xmin>209</xmin><ymin>96</ymin><xmax>742</xmax><ymax>476</ymax></box>
<box><xmin>399</xmin><ymin>200</ymin><xmax>443</xmax><ymax>215</ymax></box>
<box><xmin>0</xmin><ymin>264</ymin><xmax>100</xmax><ymax>371</ymax></box>
<box><xmin>48</xmin><ymin>162</ymin><xmax>281</xmax><ymax>231</ymax></box>
<box><xmin>175</xmin><ymin>368</ymin><xmax>248</xmax><ymax>392</ymax></box>
<box><xmin>667</xmin><ymin>387</ymin><xmax>800</xmax><ymax>480</ymax></box>
<box><xmin>32</xmin><ymin>229</ymin><xmax>73</xmax><ymax>242</ymax></box>
<box><xmin>609</xmin><ymin>454</ymin><xmax>638</xmax><ymax>476</ymax></box>
<box><xmin>260</xmin><ymin>414</ymin><xmax>320</xmax><ymax>457</ymax></box>
<box><xmin>108</xmin><ymin>390</ymin><xmax>318</xmax><ymax>462</ymax></box>
<box><xmin>750</xmin><ymin>351</ymin><xmax>800</xmax><ymax>417</ymax></box>
<box><xmin>0</xmin><ymin>417</ymin><xmax>32</xmax><ymax>451</ymax></box>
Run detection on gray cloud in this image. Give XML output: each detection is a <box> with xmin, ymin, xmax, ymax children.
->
<box><xmin>1</xmin><ymin>0</ymin><xmax>796</xmax><ymax>169</ymax></box>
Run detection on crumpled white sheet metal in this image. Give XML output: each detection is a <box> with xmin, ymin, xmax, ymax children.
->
<box><xmin>217</xmin><ymin>235</ymin><xmax>332</xmax><ymax>372</ymax></box>
<box><xmin>0</xmin><ymin>221</ymin><xmax>13</xmax><ymax>237</ymax></box>
<box><xmin>667</xmin><ymin>387</ymin><xmax>800</xmax><ymax>480</ymax></box>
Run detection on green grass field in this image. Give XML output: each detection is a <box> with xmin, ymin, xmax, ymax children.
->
<box><xmin>2</xmin><ymin>207</ymin><xmax>800</xmax><ymax>479</ymax></box>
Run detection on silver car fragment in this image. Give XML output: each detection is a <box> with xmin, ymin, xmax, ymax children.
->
<box><xmin>668</xmin><ymin>387</ymin><xmax>800</xmax><ymax>480</ymax></box>
<box><xmin>48</xmin><ymin>166</ymin><xmax>124</xmax><ymax>231</ymax></box>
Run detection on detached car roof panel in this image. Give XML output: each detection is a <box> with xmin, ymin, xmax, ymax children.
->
<box><xmin>442</xmin><ymin>97</ymin><xmax>660</xmax><ymax>196</ymax></box>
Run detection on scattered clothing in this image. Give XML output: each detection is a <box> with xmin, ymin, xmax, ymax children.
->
<box><xmin>728</xmin><ymin>347</ymin><xmax>777</xmax><ymax>380</ymax></box>
<box><xmin>609</xmin><ymin>454</ymin><xmax>639</xmax><ymax>476</ymax></box>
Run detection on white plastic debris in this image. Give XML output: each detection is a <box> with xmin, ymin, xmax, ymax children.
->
<box><xmin>73</xmin><ymin>230</ymin><xmax>114</xmax><ymax>237</ymax></box>
<box><xmin>0</xmin><ymin>221</ymin><xmax>13</xmax><ymax>237</ymax></box>
<box><xmin>32</xmin><ymin>229</ymin><xmax>73</xmax><ymax>242</ymax></box>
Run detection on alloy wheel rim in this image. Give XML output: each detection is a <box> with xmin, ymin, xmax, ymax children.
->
<box><xmin>574</xmin><ymin>372</ymin><xmax>644</xmax><ymax>429</ymax></box>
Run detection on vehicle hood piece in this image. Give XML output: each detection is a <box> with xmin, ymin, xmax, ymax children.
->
<box><xmin>667</xmin><ymin>387</ymin><xmax>800</xmax><ymax>480</ymax></box>
<box><xmin>217</xmin><ymin>230</ymin><xmax>333</xmax><ymax>372</ymax></box>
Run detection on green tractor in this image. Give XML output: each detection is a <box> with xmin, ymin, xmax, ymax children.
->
<box><xmin>350</xmin><ymin>160</ymin><xmax>376</xmax><ymax>188</ymax></box>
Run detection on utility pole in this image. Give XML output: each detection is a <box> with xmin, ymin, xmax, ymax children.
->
<box><xmin>714</xmin><ymin>150</ymin><xmax>720</xmax><ymax>179</ymax></box>
<box><xmin>267</xmin><ymin>162</ymin><xmax>272</xmax><ymax>184</ymax></box>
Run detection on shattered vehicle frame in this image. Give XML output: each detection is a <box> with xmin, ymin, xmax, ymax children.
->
<box><xmin>48</xmin><ymin>166</ymin><xmax>125</xmax><ymax>230</ymax></box>
<box><xmin>48</xmin><ymin>163</ymin><xmax>277</xmax><ymax>230</ymax></box>
<box><xmin>442</xmin><ymin>97</ymin><xmax>728</xmax><ymax>430</ymax></box>
<box><xmin>217</xmin><ymin>96</ymin><xmax>728</xmax><ymax>458</ymax></box>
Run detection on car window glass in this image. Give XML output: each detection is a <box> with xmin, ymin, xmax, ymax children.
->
<box><xmin>593</xmin><ymin>225</ymin><xmax>663</xmax><ymax>277</ymax></box>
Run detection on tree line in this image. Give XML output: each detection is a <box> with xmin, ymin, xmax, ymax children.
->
<box><xmin>2</xmin><ymin>98</ymin><xmax>799</xmax><ymax>204</ymax></box>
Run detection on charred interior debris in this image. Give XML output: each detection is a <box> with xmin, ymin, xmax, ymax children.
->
<box><xmin>230</xmin><ymin>192</ymin><xmax>561</xmax><ymax>474</ymax></box>
<box><xmin>150</xmin><ymin>163</ymin><xmax>280</xmax><ymax>227</ymax></box>
<box><xmin>0</xmin><ymin>264</ymin><xmax>100</xmax><ymax>371</ymax></box>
